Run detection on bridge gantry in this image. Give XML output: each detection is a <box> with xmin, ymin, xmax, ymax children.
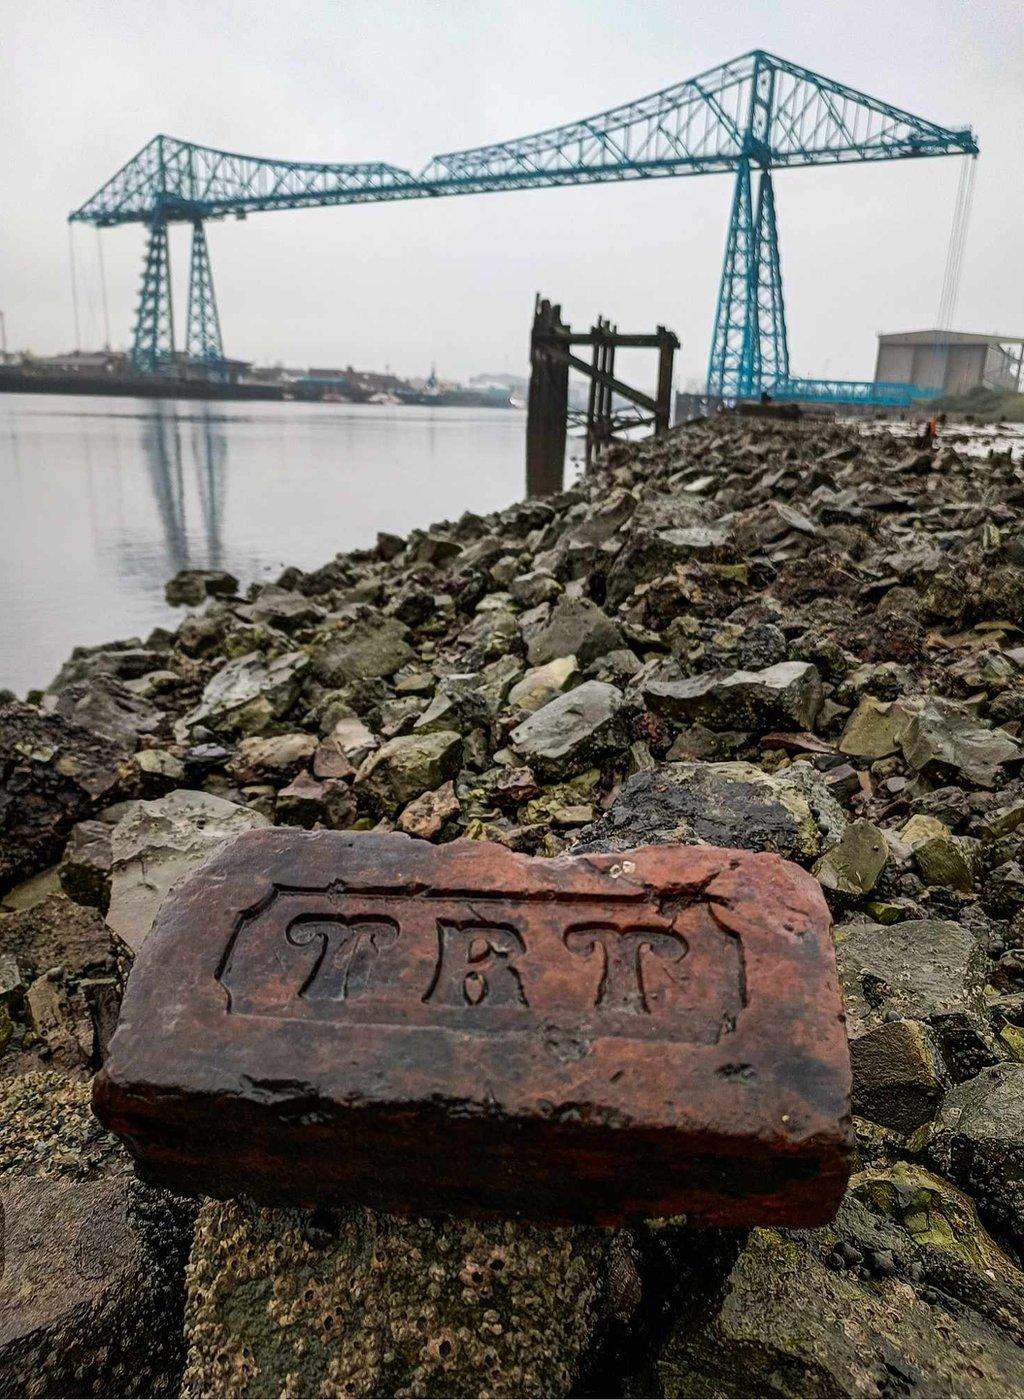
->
<box><xmin>69</xmin><ymin>50</ymin><xmax>977</xmax><ymax>404</ymax></box>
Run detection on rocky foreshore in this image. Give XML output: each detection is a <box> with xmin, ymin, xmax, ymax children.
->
<box><xmin>4</xmin><ymin>413</ymin><xmax>1024</xmax><ymax>1397</ymax></box>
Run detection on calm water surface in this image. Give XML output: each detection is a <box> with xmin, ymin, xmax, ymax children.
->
<box><xmin>0</xmin><ymin>395</ymin><xmax>530</xmax><ymax>696</ymax></box>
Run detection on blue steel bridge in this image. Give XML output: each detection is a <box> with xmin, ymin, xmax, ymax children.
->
<box><xmin>69</xmin><ymin>50</ymin><xmax>977</xmax><ymax>406</ymax></box>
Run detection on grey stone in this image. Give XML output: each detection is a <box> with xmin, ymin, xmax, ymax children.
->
<box><xmin>586</xmin><ymin>647</ymin><xmax>641</xmax><ymax>685</ymax></box>
<box><xmin>46</xmin><ymin>644</ymin><xmax>168</xmax><ymax>694</ymax></box>
<box><xmin>605</xmin><ymin>525</ymin><xmax>727</xmax><ymax>609</ymax></box>
<box><xmin>984</xmin><ymin>860</ymin><xmax>1024</xmax><ymax>918</ymax></box>
<box><xmin>644</xmin><ymin>660</ymin><xmax>823</xmax><ymax>731</ymax></box>
<box><xmin>309</xmin><ymin>614</ymin><xmax>414</xmax><ymax>687</ymax></box>
<box><xmin>509</xmin><ymin>570</ymin><xmax>561</xmax><ymax>607</ymax></box>
<box><xmin>0</xmin><ymin>895</ymin><xmax>113</xmax><ymax>984</ymax></box>
<box><xmin>849</xmin><ymin>1018</ymin><xmax>944</xmax><ymax>1132</ymax></box>
<box><xmin>227</xmin><ymin>732</ymin><xmax>318</xmax><ymax>784</ymax></box>
<box><xmin>525</xmin><ymin>597</ymin><xmax>624</xmax><ymax>669</ymax></box>
<box><xmin>275</xmin><ymin>771</ymin><xmax>354</xmax><ymax>830</ymax></box>
<box><xmin>165</xmin><ymin>568</ymin><xmax>238</xmax><ymax>606</ymax></box>
<box><xmin>175</xmin><ymin>608</ymin><xmax>231</xmax><ymax>659</ymax></box>
<box><xmin>177</xmin><ymin>650</ymin><xmax>308</xmax><ymax>740</ymax></box>
<box><xmin>737</xmin><ymin>621</ymin><xmax>788</xmax><ymax>670</ymax></box>
<box><xmin>0</xmin><ymin>702</ymin><xmax>130</xmax><ymax>894</ymax></box>
<box><xmin>42</xmin><ymin>675</ymin><xmax>162</xmax><ymax>746</ymax></box>
<box><xmin>59</xmin><ymin>820</ymin><xmax>113</xmax><ymax>909</ymax></box>
<box><xmin>564</xmin><ymin>486</ymin><xmax>636</xmax><ymax>545</ymax></box>
<box><xmin>457</xmin><ymin>606</ymin><xmax>521</xmax><ymax>666</ymax></box>
<box><xmin>23</xmin><ymin>971</ymin><xmax>95</xmax><ymax>1076</ymax></box>
<box><xmin>410</xmin><ymin>531</ymin><xmax>462</xmax><ymax>566</ymax></box>
<box><xmin>248</xmin><ymin>587</ymin><xmax>324</xmax><ymax>632</ymax></box>
<box><xmin>132</xmin><ymin>748</ymin><xmax>186</xmax><ymax>795</ymax></box>
<box><xmin>378</xmin><ymin>695</ymin><xmax>427</xmax><ymax>738</ymax></box>
<box><xmin>835</xmin><ymin>919</ymin><xmax>993</xmax><ymax>1080</ymax></box>
<box><xmin>901</xmin><ymin>695</ymin><xmax>1024</xmax><ymax>788</ymax></box>
<box><xmin>318</xmin><ymin>714</ymin><xmax>377</xmax><ymax>767</ymax></box>
<box><xmin>658</xmin><ymin>1163</ymin><xmax>1024</xmax><ymax>1399</ymax></box>
<box><xmin>930</xmin><ymin>1062</ymin><xmax>1024</xmax><ymax>1251</ymax></box>
<box><xmin>413</xmin><ymin>674</ymin><xmax>492</xmax><ymax>735</ymax></box>
<box><xmin>509</xmin><ymin>681</ymin><xmax>626</xmax><ymax>780</ymax></box>
<box><xmin>913</xmin><ymin>832</ymin><xmax>981</xmax><ymax>893</ymax></box>
<box><xmin>838</xmin><ymin>695</ymin><xmax>912</xmax><ymax>759</ymax></box>
<box><xmin>507</xmin><ymin>655</ymin><xmax>581</xmax><ymax>714</ymax></box>
<box><xmin>105</xmin><ymin>790</ymin><xmax>269</xmax><ymax>954</ymax></box>
<box><xmin>311</xmin><ymin>736</ymin><xmax>355</xmax><ymax>780</ymax></box>
<box><xmin>813</xmin><ymin>818</ymin><xmax>888</xmax><ymax>895</ymax></box>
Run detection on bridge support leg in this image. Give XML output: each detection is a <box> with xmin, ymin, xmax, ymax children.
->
<box><xmin>186</xmin><ymin>221</ymin><xmax>226</xmax><ymax>379</ymax></box>
<box><xmin>131</xmin><ymin>218</ymin><xmax>175</xmax><ymax>375</ymax></box>
<box><xmin>752</xmin><ymin>170</ymin><xmax>789</xmax><ymax>388</ymax></box>
<box><xmin>707</xmin><ymin>160</ymin><xmax>789</xmax><ymax>399</ymax></box>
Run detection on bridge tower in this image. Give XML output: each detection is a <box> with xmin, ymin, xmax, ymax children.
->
<box><xmin>131</xmin><ymin>217</ymin><xmax>175</xmax><ymax>374</ymax></box>
<box><xmin>185</xmin><ymin>221</ymin><xmax>226</xmax><ymax>376</ymax></box>
<box><xmin>708</xmin><ymin>53</ymin><xmax>790</xmax><ymax>399</ymax></box>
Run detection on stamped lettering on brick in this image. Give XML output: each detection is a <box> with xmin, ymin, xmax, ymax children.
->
<box><xmin>563</xmin><ymin>924</ymin><xmax>688</xmax><ymax>1014</ymax></box>
<box><xmin>424</xmin><ymin>922</ymin><xmax>529</xmax><ymax>1008</ymax></box>
<box><xmin>286</xmin><ymin>915</ymin><xmax>399</xmax><ymax>1003</ymax></box>
<box><xmin>218</xmin><ymin>881</ymin><xmax>744</xmax><ymax>1043</ymax></box>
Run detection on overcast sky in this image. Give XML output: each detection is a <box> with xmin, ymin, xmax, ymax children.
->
<box><xmin>2</xmin><ymin>0</ymin><xmax>1021</xmax><ymax>384</ymax></box>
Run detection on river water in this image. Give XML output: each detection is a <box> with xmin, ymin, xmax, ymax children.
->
<box><xmin>0</xmin><ymin>395</ymin><xmax>531</xmax><ymax>696</ymax></box>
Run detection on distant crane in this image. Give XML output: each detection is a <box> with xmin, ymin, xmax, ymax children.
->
<box><xmin>69</xmin><ymin>50</ymin><xmax>977</xmax><ymax>405</ymax></box>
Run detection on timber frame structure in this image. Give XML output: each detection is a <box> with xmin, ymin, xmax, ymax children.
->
<box><xmin>526</xmin><ymin>297</ymin><xmax>678</xmax><ymax>498</ymax></box>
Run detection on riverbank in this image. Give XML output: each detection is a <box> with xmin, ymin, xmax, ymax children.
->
<box><xmin>4</xmin><ymin>413</ymin><xmax>1024</xmax><ymax>1396</ymax></box>
<box><xmin>0</xmin><ymin>366</ymin><xmax>517</xmax><ymax>408</ymax></box>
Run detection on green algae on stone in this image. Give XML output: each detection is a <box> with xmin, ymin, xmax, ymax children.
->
<box><xmin>354</xmin><ymin>731</ymin><xmax>463</xmax><ymax>817</ymax></box>
<box><xmin>849</xmin><ymin>1162</ymin><xmax>1017</xmax><ymax>1275</ymax></box>
<box><xmin>657</xmin><ymin>1205</ymin><xmax>1024</xmax><ymax>1399</ymax></box>
<box><xmin>813</xmin><ymin>818</ymin><xmax>887</xmax><ymax>896</ymax></box>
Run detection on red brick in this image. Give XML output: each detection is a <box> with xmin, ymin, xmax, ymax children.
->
<box><xmin>93</xmin><ymin>830</ymin><xmax>852</xmax><ymax>1226</ymax></box>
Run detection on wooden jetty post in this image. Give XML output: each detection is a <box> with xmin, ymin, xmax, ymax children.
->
<box><xmin>525</xmin><ymin>295</ymin><xmax>679</xmax><ymax>498</ymax></box>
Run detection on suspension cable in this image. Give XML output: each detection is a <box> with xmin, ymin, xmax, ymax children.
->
<box><xmin>96</xmin><ymin>228</ymin><xmax>111</xmax><ymax>350</ymax></box>
<box><xmin>937</xmin><ymin>155</ymin><xmax>977</xmax><ymax>330</ymax></box>
<box><xmin>68</xmin><ymin>224</ymin><xmax>82</xmax><ymax>351</ymax></box>
<box><xmin>927</xmin><ymin>155</ymin><xmax>977</xmax><ymax>392</ymax></box>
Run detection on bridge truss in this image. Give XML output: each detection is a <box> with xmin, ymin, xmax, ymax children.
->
<box><xmin>70</xmin><ymin>50</ymin><xmax>977</xmax><ymax>403</ymax></box>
